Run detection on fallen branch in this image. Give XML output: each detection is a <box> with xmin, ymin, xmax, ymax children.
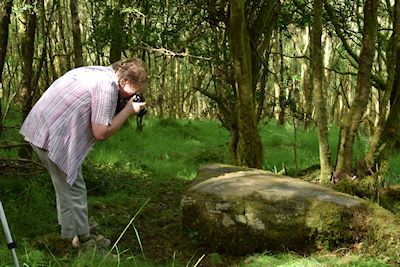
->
<box><xmin>0</xmin><ymin>157</ymin><xmax>44</xmax><ymax>168</ymax></box>
<box><xmin>0</xmin><ymin>143</ymin><xmax>30</xmax><ymax>149</ymax></box>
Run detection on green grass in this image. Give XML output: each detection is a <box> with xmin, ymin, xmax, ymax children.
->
<box><xmin>87</xmin><ymin>118</ymin><xmax>232</xmax><ymax>179</ymax></box>
<box><xmin>260</xmin><ymin>122</ymin><xmax>370</xmax><ymax>177</ymax></box>
<box><xmin>261</xmin><ymin>122</ymin><xmax>320</xmax><ymax>174</ymax></box>
<box><xmin>1</xmin><ymin>115</ymin><xmax>399</xmax><ymax>266</ymax></box>
<box><xmin>240</xmin><ymin>252</ymin><xmax>392</xmax><ymax>267</ymax></box>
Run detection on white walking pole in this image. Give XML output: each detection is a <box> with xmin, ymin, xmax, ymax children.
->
<box><xmin>0</xmin><ymin>200</ymin><xmax>20</xmax><ymax>267</ymax></box>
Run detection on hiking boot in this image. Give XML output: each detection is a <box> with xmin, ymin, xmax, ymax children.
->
<box><xmin>71</xmin><ymin>235</ymin><xmax>111</xmax><ymax>251</ymax></box>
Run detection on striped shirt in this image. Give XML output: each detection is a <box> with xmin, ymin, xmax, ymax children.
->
<box><xmin>20</xmin><ymin>66</ymin><xmax>119</xmax><ymax>185</ymax></box>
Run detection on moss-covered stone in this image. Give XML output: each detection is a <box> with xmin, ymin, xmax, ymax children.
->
<box><xmin>333</xmin><ymin>175</ymin><xmax>381</xmax><ymax>200</ymax></box>
<box><xmin>191</xmin><ymin>163</ymin><xmax>252</xmax><ymax>185</ymax></box>
<box><xmin>181</xmin><ymin>164</ymin><xmax>400</xmax><ymax>264</ymax></box>
<box><xmin>305</xmin><ymin>200</ymin><xmax>368</xmax><ymax>250</ymax></box>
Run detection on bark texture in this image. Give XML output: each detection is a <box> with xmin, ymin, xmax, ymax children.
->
<box><xmin>19</xmin><ymin>0</ymin><xmax>37</xmax><ymax>158</ymax></box>
<box><xmin>110</xmin><ymin>0</ymin><xmax>124</xmax><ymax>63</ymax></box>
<box><xmin>228</xmin><ymin>0</ymin><xmax>263</xmax><ymax>168</ymax></box>
<box><xmin>0</xmin><ymin>0</ymin><xmax>12</xmax><ymax>83</ymax></box>
<box><xmin>334</xmin><ymin>0</ymin><xmax>378</xmax><ymax>177</ymax></box>
<box><xmin>70</xmin><ymin>0</ymin><xmax>84</xmax><ymax>67</ymax></box>
<box><xmin>312</xmin><ymin>0</ymin><xmax>331</xmax><ymax>184</ymax></box>
<box><xmin>365</xmin><ymin>0</ymin><xmax>400</xmax><ymax>168</ymax></box>
<box><xmin>0</xmin><ymin>0</ymin><xmax>13</xmax><ymax>135</ymax></box>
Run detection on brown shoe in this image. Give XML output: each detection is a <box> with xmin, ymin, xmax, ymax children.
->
<box><xmin>72</xmin><ymin>235</ymin><xmax>111</xmax><ymax>250</ymax></box>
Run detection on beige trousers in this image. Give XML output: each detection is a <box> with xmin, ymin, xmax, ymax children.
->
<box><xmin>31</xmin><ymin>145</ymin><xmax>90</xmax><ymax>238</ymax></box>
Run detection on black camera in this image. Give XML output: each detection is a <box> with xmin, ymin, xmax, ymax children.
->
<box><xmin>133</xmin><ymin>94</ymin><xmax>147</xmax><ymax>117</ymax></box>
<box><xmin>115</xmin><ymin>94</ymin><xmax>148</xmax><ymax>117</ymax></box>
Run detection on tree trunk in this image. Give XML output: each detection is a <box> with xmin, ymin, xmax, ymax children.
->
<box><xmin>169</xmin><ymin>56</ymin><xmax>176</xmax><ymax>118</ymax></box>
<box><xmin>0</xmin><ymin>0</ymin><xmax>13</xmax><ymax>135</ymax></box>
<box><xmin>365</xmin><ymin>0</ymin><xmax>400</xmax><ymax>168</ymax></box>
<box><xmin>32</xmin><ymin>0</ymin><xmax>48</xmax><ymax>94</ymax></box>
<box><xmin>70</xmin><ymin>0</ymin><xmax>84</xmax><ymax>67</ymax></box>
<box><xmin>250</xmin><ymin>0</ymin><xmax>281</xmax><ymax>123</ymax></box>
<box><xmin>158</xmin><ymin>56</ymin><xmax>166</xmax><ymax>118</ymax></box>
<box><xmin>272</xmin><ymin>44</ymin><xmax>283</xmax><ymax>123</ymax></box>
<box><xmin>272</xmin><ymin>32</ymin><xmax>285</xmax><ymax>125</ymax></box>
<box><xmin>334</xmin><ymin>0</ymin><xmax>378</xmax><ymax>178</ymax></box>
<box><xmin>176</xmin><ymin>58</ymin><xmax>183</xmax><ymax>116</ymax></box>
<box><xmin>312</xmin><ymin>0</ymin><xmax>331</xmax><ymax>185</ymax></box>
<box><xmin>110</xmin><ymin>0</ymin><xmax>124</xmax><ymax>63</ymax></box>
<box><xmin>369</xmin><ymin>0</ymin><xmax>400</xmax><ymax>169</ymax></box>
<box><xmin>293</xmin><ymin>27</ymin><xmax>313</xmax><ymax>127</ymax></box>
<box><xmin>374</xmin><ymin>82</ymin><xmax>400</xmax><ymax>168</ymax></box>
<box><xmin>0</xmin><ymin>0</ymin><xmax>12</xmax><ymax>83</ymax></box>
<box><xmin>57</xmin><ymin>0</ymin><xmax>72</xmax><ymax>73</ymax></box>
<box><xmin>228</xmin><ymin>0</ymin><xmax>263</xmax><ymax>168</ymax></box>
<box><xmin>19</xmin><ymin>0</ymin><xmax>37</xmax><ymax>158</ymax></box>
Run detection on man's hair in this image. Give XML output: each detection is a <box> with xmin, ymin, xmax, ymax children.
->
<box><xmin>111</xmin><ymin>58</ymin><xmax>149</xmax><ymax>89</ymax></box>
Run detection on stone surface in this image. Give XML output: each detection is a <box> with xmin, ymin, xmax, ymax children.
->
<box><xmin>181</xmin><ymin>164</ymin><xmax>399</xmax><ymax>255</ymax></box>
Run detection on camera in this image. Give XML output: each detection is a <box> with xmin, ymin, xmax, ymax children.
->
<box><xmin>133</xmin><ymin>94</ymin><xmax>147</xmax><ymax>117</ymax></box>
<box><xmin>115</xmin><ymin>94</ymin><xmax>148</xmax><ymax>117</ymax></box>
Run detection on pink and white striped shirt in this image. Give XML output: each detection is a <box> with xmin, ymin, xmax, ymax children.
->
<box><xmin>20</xmin><ymin>66</ymin><xmax>119</xmax><ymax>185</ymax></box>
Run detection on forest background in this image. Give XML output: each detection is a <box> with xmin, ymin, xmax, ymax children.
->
<box><xmin>2</xmin><ymin>0</ymin><xmax>400</xmax><ymax>183</ymax></box>
<box><xmin>1</xmin><ymin>0</ymin><xmax>400</xmax><ymax>266</ymax></box>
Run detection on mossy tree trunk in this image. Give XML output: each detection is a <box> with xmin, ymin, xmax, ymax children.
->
<box><xmin>312</xmin><ymin>0</ymin><xmax>331</xmax><ymax>185</ymax></box>
<box><xmin>372</xmin><ymin>39</ymin><xmax>400</xmax><ymax>169</ymax></box>
<box><xmin>70</xmin><ymin>0</ymin><xmax>84</xmax><ymax>67</ymax></box>
<box><xmin>228</xmin><ymin>0</ymin><xmax>263</xmax><ymax>168</ymax></box>
<box><xmin>0</xmin><ymin>0</ymin><xmax>12</xmax><ymax>84</ymax></box>
<box><xmin>193</xmin><ymin>0</ymin><xmax>280</xmax><ymax>165</ymax></box>
<box><xmin>56</xmin><ymin>0</ymin><xmax>72</xmax><ymax>74</ymax></box>
<box><xmin>364</xmin><ymin>0</ymin><xmax>400</xmax><ymax>169</ymax></box>
<box><xmin>334</xmin><ymin>0</ymin><xmax>378</xmax><ymax>177</ymax></box>
<box><xmin>19</xmin><ymin>0</ymin><xmax>38</xmax><ymax>158</ymax></box>
<box><xmin>110</xmin><ymin>0</ymin><xmax>124</xmax><ymax>63</ymax></box>
<box><xmin>0</xmin><ymin>0</ymin><xmax>13</xmax><ymax>136</ymax></box>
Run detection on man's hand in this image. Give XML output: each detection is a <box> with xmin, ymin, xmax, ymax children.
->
<box><xmin>92</xmin><ymin>96</ymin><xmax>146</xmax><ymax>141</ymax></box>
<box><xmin>125</xmin><ymin>96</ymin><xmax>146</xmax><ymax>116</ymax></box>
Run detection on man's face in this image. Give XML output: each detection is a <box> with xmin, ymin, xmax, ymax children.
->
<box><xmin>119</xmin><ymin>80</ymin><xmax>140</xmax><ymax>99</ymax></box>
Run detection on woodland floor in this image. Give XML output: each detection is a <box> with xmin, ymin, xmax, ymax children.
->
<box><xmin>3</xmin><ymin>159</ymin><xmax>399</xmax><ymax>267</ymax></box>
<box><xmin>1</xmin><ymin>118</ymin><xmax>400</xmax><ymax>266</ymax></box>
<box><xmin>0</xmin><ymin>160</ymin><xmax>245</xmax><ymax>266</ymax></box>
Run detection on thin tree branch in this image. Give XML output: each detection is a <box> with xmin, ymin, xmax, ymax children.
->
<box><xmin>142</xmin><ymin>43</ymin><xmax>212</xmax><ymax>61</ymax></box>
<box><xmin>325</xmin><ymin>3</ymin><xmax>359</xmax><ymax>64</ymax></box>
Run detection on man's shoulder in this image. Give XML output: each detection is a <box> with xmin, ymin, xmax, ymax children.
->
<box><xmin>62</xmin><ymin>66</ymin><xmax>115</xmax><ymax>85</ymax></box>
<box><xmin>67</xmin><ymin>65</ymin><xmax>111</xmax><ymax>75</ymax></box>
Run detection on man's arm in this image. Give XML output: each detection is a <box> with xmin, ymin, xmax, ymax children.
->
<box><xmin>92</xmin><ymin>99</ymin><xmax>145</xmax><ymax>141</ymax></box>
